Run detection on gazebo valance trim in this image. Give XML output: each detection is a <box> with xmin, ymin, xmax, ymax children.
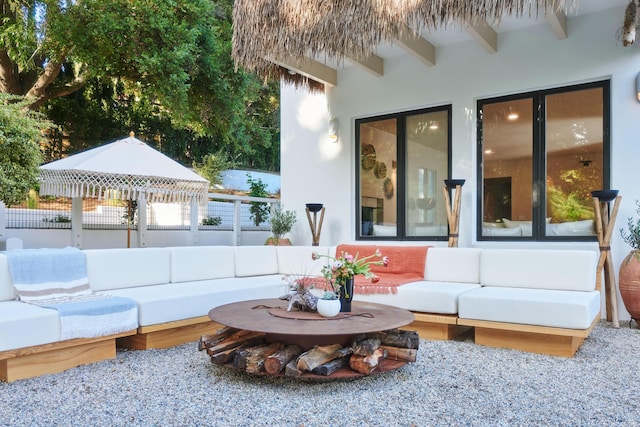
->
<box><xmin>39</xmin><ymin>170</ymin><xmax>209</xmax><ymax>204</ymax></box>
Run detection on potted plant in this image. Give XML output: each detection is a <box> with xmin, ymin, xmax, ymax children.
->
<box><xmin>619</xmin><ymin>200</ymin><xmax>640</xmax><ymax>325</ymax></box>
<box><xmin>316</xmin><ymin>291</ymin><xmax>341</xmax><ymax>317</ymax></box>
<box><xmin>265</xmin><ymin>205</ymin><xmax>297</xmax><ymax>246</ymax></box>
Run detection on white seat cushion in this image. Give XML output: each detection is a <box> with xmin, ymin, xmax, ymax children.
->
<box><xmin>170</xmin><ymin>246</ymin><xmax>235</xmax><ymax>283</ymax></box>
<box><xmin>425</xmin><ymin>248</ymin><xmax>481</xmax><ymax>284</ymax></box>
<box><xmin>0</xmin><ymin>302</ymin><xmax>61</xmax><ymax>351</ymax></box>
<box><xmin>276</xmin><ymin>246</ymin><xmax>331</xmax><ymax>276</ymax></box>
<box><xmin>480</xmin><ymin>249</ymin><xmax>597</xmax><ymax>291</ymax></box>
<box><xmin>234</xmin><ymin>246</ymin><xmax>278</xmax><ymax>277</ymax></box>
<box><xmin>355</xmin><ymin>280</ymin><xmax>481</xmax><ymax>314</ymax></box>
<box><xmin>458</xmin><ymin>287</ymin><xmax>600</xmax><ymax>329</ymax></box>
<box><xmin>0</xmin><ymin>255</ymin><xmax>16</xmax><ymax>301</ymax></box>
<box><xmin>103</xmin><ymin>276</ymin><xmax>286</xmax><ymax>326</ymax></box>
<box><xmin>85</xmin><ymin>248</ymin><xmax>171</xmax><ymax>291</ymax></box>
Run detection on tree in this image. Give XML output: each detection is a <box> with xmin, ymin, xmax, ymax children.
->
<box><xmin>0</xmin><ymin>94</ymin><xmax>49</xmax><ymax>206</ymax></box>
<box><xmin>193</xmin><ymin>150</ymin><xmax>237</xmax><ymax>189</ymax></box>
<box><xmin>2</xmin><ymin>0</ymin><xmax>280</xmax><ymax>171</ymax></box>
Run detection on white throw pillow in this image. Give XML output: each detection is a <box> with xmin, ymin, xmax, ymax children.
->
<box><xmin>483</xmin><ymin>221</ymin><xmax>505</xmax><ymax>229</ymax></box>
<box><xmin>372</xmin><ymin>224</ymin><xmax>397</xmax><ymax>236</ymax></box>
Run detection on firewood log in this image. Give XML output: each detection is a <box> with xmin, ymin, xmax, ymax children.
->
<box><xmin>205</xmin><ymin>330</ymin><xmax>266</xmax><ymax>356</ymax></box>
<box><xmin>351</xmin><ymin>338</ymin><xmax>381</xmax><ymax>356</ymax></box>
<box><xmin>198</xmin><ymin>326</ymin><xmax>240</xmax><ymax>351</ymax></box>
<box><xmin>209</xmin><ymin>347</ymin><xmax>239</xmax><ymax>365</ymax></box>
<box><xmin>380</xmin><ymin>345</ymin><xmax>417</xmax><ymax>362</ymax></box>
<box><xmin>373</xmin><ymin>329</ymin><xmax>420</xmax><ymax>349</ymax></box>
<box><xmin>244</xmin><ymin>342</ymin><xmax>285</xmax><ymax>374</ymax></box>
<box><xmin>312</xmin><ymin>356</ymin><xmax>350</xmax><ymax>376</ymax></box>
<box><xmin>296</xmin><ymin>344</ymin><xmax>343</xmax><ymax>372</ymax></box>
<box><xmin>265</xmin><ymin>345</ymin><xmax>303</xmax><ymax>374</ymax></box>
<box><xmin>349</xmin><ymin>348</ymin><xmax>387</xmax><ymax>375</ymax></box>
<box><xmin>285</xmin><ymin>359</ymin><xmax>302</xmax><ymax>377</ymax></box>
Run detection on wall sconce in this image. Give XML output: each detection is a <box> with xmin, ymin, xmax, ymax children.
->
<box><xmin>328</xmin><ymin>118</ymin><xmax>339</xmax><ymax>141</ymax></box>
<box><xmin>636</xmin><ymin>72</ymin><xmax>640</xmax><ymax>102</ymax></box>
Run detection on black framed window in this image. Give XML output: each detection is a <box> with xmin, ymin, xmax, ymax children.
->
<box><xmin>477</xmin><ymin>80</ymin><xmax>610</xmax><ymax>241</ymax></box>
<box><xmin>356</xmin><ymin>105</ymin><xmax>451</xmax><ymax>241</ymax></box>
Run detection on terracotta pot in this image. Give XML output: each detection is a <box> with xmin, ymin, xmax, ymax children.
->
<box><xmin>619</xmin><ymin>250</ymin><xmax>640</xmax><ymax>322</ymax></box>
<box><xmin>265</xmin><ymin>237</ymin><xmax>292</xmax><ymax>246</ymax></box>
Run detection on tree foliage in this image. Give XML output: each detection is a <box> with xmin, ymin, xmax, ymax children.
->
<box><xmin>193</xmin><ymin>150</ymin><xmax>237</xmax><ymax>188</ymax></box>
<box><xmin>1</xmin><ymin>0</ymin><xmax>280</xmax><ymax>171</ymax></box>
<box><xmin>0</xmin><ymin>94</ymin><xmax>49</xmax><ymax>206</ymax></box>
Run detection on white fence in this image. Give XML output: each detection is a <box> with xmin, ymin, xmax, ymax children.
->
<box><xmin>0</xmin><ymin>193</ymin><xmax>280</xmax><ymax>249</ymax></box>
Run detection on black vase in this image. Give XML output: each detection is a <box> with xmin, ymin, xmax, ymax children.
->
<box><xmin>339</xmin><ymin>277</ymin><xmax>354</xmax><ymax>312</ymax></box>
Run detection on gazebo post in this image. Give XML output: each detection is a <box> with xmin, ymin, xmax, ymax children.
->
<box><xmin>71</xmin><ymin>197</ymin><xmax>83</xmax><ymax>249</ymax></box>
<box><xmin>137</xmin><ymin>196</ymin><xmax>147</xmax><ymax>248</ymax></box>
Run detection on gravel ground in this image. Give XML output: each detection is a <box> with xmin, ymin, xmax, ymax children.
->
<box><xmin>1</xmin><ymin>321</ymin><xmax>639</xmax><ymax>427</ymax></box>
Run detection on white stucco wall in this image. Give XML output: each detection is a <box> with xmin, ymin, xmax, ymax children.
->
<box><xmin>280</xmin><ymin>6</ymin><xmax>640</xmax><ymax>319</ymax></box>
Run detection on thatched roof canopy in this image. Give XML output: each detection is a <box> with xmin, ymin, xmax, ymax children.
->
<box><xmin>233</xmin><ymin>0</ymin><xmax>576</xmax><ymax>89</ymax></box>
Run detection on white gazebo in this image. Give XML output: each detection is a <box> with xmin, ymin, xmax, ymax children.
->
<box><xmin>39</xmin><ymin>132</ymin><xmax>209</xmax><ymax>248</ymax></box>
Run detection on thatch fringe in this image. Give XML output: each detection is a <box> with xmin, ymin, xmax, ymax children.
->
<box><xmin>233</xmin><ymin>0</ymin><xmax>576</xmax><ymax>91</ymax></box>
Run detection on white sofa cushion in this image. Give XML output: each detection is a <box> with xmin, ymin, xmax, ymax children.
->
<box><xmin>276</xmin><ymin>246</ymin><xmax>330</xmax><ymax>276</ymax></box>
<box><xmin>483</xmin><ymin>226</ymin><xmax>521</xmax><ymax>237</ymax></box>
<box><xmin>372</xmin><ymin>224</ymin><xmax>396</xmax><ymax>236</ymax></box>
<box><xmin>458</xmin><ymin>287</ymin><xmax>600</xmax><ymax>329</ymax></box>
<box><xmin>170</xmin><ymin>246</ymin><xmax>235</xmax><ymax>283</ymax></box>
<box><xmin>425</xmin><ymin>248</ymin><xmax>481</xmax><ymax>283</ymax></box>
<box><xmin>234</xmin><ymin>246</ymin><xmax>278</xmax><ymax>277</ymax></box>
<box><xmin>0</xmin><ymin>255</ymin><xmax>16</xmax><ymax>302</ymax></box>
<box><xmin>480</xmin><ymin>249</ymin><xmax>597</xmax><ymax>291</ymax></box>
<box><xmin>546</xmin><ymin>220</ymin><xmax>595</xmax><ymax>236</ymax></box>
<box><xmin>85</xmin><ymin>248</ymin><xmax>171</xmax><ymax>291</ymax></box>
<box><xmin>0</xmin><ymin>301</ymin><xmax>61</xmax><ymax>351</ymax></box>
<box><xmin>355</xmin><ymin>280</ymin><xmax>481</xmax><ymax>314</ymax></box>
<box><xmin>103</xmin><ymin>276</ymin><xmax>285</xmax><ymax>326</ymax></box>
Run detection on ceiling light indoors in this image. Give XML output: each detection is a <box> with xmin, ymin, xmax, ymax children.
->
<box><xmin>507</xmin><ymin>112</ymin><xmax>519</xmax><ymax>121</ymax></box>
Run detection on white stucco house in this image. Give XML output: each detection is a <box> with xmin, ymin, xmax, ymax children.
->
<box><xmin>233</xmin><ymin>2</ymin><xmax>640</xmax><ymax>319</ymax></box>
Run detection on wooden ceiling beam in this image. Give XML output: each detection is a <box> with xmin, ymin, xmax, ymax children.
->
<box><xmin>270</xmin><ymin>56</ymin><xmax>338</xmax><ymax>87</ymax></box>
<box><xmin>466</xmin><ymin>20</ymin><xmax>498</xmax><ymax>53</ymax></box>
<box><xmin>546</xmin><ymin>8</ymin><xmax>568</xmax><ymax>39</ymax></box>
<box><xmin>395</xmin><ymin>25</ymin><xmax>436</xmax><ymax>67</ymax></box>
<box><xmin>347</xmin><ymin>54</ymin><xmax>384</xmax><ymax>77</ymax></box>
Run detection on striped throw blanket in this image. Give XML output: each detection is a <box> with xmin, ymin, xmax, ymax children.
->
<box><xmin>6</xmin><ymin>247</ymin><xmax>138</xmax><ymax>340</ymax></box>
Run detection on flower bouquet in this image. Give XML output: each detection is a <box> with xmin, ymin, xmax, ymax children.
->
<box><xmin>312</xmin><ymin>248</ymin><xmax>389</xmax><ymax>312</ymax></box>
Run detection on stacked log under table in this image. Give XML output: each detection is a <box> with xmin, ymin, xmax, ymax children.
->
<box><xmin>202</xmin><ymin>299</ymin><xmax>418</xmax><ymax>379</ymax></box>
<box><xmin>200</xmin><ymin>327</ymin><xmax>419</xmax><ymax>378</ymax></box>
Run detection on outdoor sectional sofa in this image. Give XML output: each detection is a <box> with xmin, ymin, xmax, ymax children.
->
<box><xmin>0</xmin><ymin>244</ymin><xmax>600</xmax><ymax>382</ymax></box>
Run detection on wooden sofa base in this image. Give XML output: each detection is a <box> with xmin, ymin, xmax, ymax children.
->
<box><xmin>406</xmin><ymin>313</ymin><xmax>471</xmax><ymax>340</ymax></box>
<box><xmin>0</xmin><ymin>330</ymin><xmax>135</xmax><ymax>382</ymax></box>
<box><xmin>117</xmin><ymin>316</ymin><xmax>224</xmax><ymax>350</ymax></box>
<box><xmin>116</xmin><ymin>311</ymin><xmax>599</xmax><ymax>358</ymax></box>
<box><xmin>458</xmin><ymin>316</ymin><xmax>600</xmax><ymax>357</ymax></box>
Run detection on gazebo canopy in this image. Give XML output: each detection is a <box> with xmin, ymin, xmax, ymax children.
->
<box><xmin>39</xmin><ymin>133</ymin><xmax>209</xmax><ymax>204</ymax></box>
<box><xmin>232</xmin><ymin>0</ymin><xmax>577</xmax><ymax>88</ymax></box>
